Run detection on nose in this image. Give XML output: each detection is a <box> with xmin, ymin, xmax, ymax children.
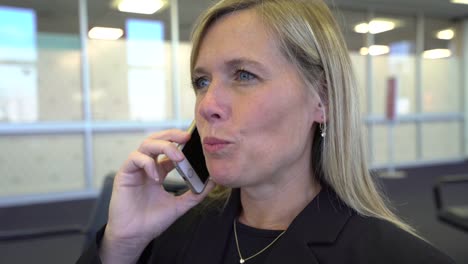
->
<box><xmin>196</xmin><ymin>81</ymin><xmax>230</xmax><ymax>123</ymax></box>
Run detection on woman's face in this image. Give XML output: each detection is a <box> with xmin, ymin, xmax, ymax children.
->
<box><xmin>193</xmin><ymin>9</ymin><xmax>323</xmax><ymax>188</ymax></box>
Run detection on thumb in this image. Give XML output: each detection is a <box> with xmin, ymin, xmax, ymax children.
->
<box><xmin>175</xmin><ymin>179</ymin><xmax>216</xmax><ymax>215</ymax></box>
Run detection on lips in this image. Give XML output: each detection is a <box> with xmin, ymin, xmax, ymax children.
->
<box><xmin>203</xmin><ymin>137</ymin><xmax>232</xmax><ymax>153</ymax></box>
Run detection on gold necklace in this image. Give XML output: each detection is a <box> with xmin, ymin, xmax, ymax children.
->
<box><xmin>233</xmin><ymin>219</ymin><xmax>286</xmax><ymax>263</ymax></box>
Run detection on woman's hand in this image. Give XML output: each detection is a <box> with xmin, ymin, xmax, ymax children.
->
<box><xmin>99</xmin><ymin>129</ymin><xmax>215</xmax><ymax>264</ymax></box>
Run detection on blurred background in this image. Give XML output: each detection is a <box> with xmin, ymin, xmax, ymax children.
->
<box><xmin>0</xmin><ymin>0</ymin><xmax>467</xmax><ymax>263</ymax></box>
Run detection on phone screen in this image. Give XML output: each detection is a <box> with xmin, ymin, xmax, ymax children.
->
<box><xmin>182</xmin><ymin>127</ymin><xmax>210</xmax><ymax>183</ymax></box>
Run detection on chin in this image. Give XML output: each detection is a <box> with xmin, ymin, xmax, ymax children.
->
<box><xmin>209</xmin><ymin>171</ymin><xmax>235</xmax><ymax>187</ymax></box>
<box><xmin>207</xmin><ymin>164</ymin><xmax>240</xmax><ymax>187</ymax></box>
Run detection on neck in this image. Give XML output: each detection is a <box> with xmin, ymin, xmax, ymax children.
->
<box><xmin>238</xmin><ymin>174</ymin><xmax>321</xmax><ymax>230</ymax></box>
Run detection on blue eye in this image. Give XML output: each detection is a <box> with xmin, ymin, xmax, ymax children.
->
<box><xmin>236</xmin><ymin>70</ymin><xmax>255</xmax><ymax>81</ymax></box>
<box><xmin>193</xmin><ymin>77</ymin><xmax>210</xmax><ymax>90</ymax></box>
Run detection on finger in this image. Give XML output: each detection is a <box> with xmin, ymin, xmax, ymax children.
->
<box><xmin>176</xmin><ymin>179</ymin><xmax>216</xmax><ymax>215</ymax></box>
<box><xmin>157</xmin><ymin>157</ymin><xmax>175</xmax><ymax>175</ymax></box>
<box><xmin>156</xmin><ymin>157</ymin><xmax>177</xmax><ymax>182</ymax></box>
<box><xmin>138</xmin><ymin>139</ymin><xmax>185</xmax><ymax>163</ymax></box>
<box><xmin>120</xmin><ymin>151</ymin><xmax>159</xmax><ymax>182</ymax></box>
<box><xmin>146</xmin><ymin>129</ymin><xmax>190</xmax><ymax>143</ymax></box>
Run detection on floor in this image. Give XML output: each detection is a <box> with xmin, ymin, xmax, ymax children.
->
<box><xmin>0</xmin><ymin>162</ymin><xmax>467</xmax><ymax>263</ymax></box>
<box><xmin>380</xmin><ymin>163</ymin><xmax>468</xmax><ymax>263</ymax></box>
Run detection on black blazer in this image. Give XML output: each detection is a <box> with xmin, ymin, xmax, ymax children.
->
<box><xmin>78</xmin><ymin>187</ymin><xmax>455</xmax><ymax>264</ymax></box>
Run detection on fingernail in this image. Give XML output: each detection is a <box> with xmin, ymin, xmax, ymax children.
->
<box><xmin>175</xmin><ymin>151</ymin><xmax>184</xmax><ymax>160</ymax></box>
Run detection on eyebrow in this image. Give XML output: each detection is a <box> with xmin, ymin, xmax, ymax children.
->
<box><xmin>193</xmin><ymin>57</ymin><xmax>270</xmax><ymax>77</ymax></box>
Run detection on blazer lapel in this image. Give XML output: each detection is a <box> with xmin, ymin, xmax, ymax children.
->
<box><xmin>183</xmin><ymin>186</ymin><xmax>353</xmax><ymax>264</ymax></box>
<box><xmin>265</xmin><ymin>186</ymin><xmax>354</xmax><ymax>264</ymax></box>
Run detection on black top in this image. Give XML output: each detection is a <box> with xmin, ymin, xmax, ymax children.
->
<box><xmin>222</xmin><ymin>220</ymin><xmax>285</xmax><ymax>264</ymax></box>
<box><xmin>77</xmin><ymin>186</ymin><xmax>456</xmax><ymax>264</ymax></box>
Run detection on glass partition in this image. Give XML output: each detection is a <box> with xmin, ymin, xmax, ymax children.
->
<box><xmin>88</xmin><ymin>0</ymin><xmax>174</xmax><ymax>121</ymax></box>
<box><xmin>371</xmin><ymin>14</ymin><xmax>417</xmax><ymax>117</ymax></box>
<box><xmin>0</xmin><ymin>134</ymin><xmax>84</xmax><ymax>196</ymax></box>
<box><xmin>0</xmin><ymin>3</ymin><xmax>82</xmax><ymax>123</ymax></box>
<box><xmin>93</xmin><ymin>132</ymin><xmax>147</xmax><ymax>187</ymax></box>
<box><xmin>0</xmin><ymin>0</ymin><xmax>465</xmax><ymax>202</ymax></box>
<box><xmin>372</xmin><ymin>123</ymin><xmax>417</xmax><ymax>165</ymax></box>
<box><xmin>422</xmin><ymin>122</ymin><xmax>462</xmax><ymax>160</ymax></box>
<box><xmin>422</xmin><ymin>19</ymin><xmax>460</xmax><ymax>113</ymax></box>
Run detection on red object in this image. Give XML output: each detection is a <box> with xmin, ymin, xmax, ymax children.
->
<box><xmin>386</xmin><ymin>77</ymin><xmax>397</xmax><ymax>121</ymax></box>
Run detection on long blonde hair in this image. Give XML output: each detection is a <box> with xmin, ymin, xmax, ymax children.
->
<box><xmin>190</xmin><ymin>0</ymin><xmax>418</xmax><ymax>236</ymax></box>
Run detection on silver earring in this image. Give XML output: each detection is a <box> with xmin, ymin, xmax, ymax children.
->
<box><xmin>320</xmin><ymin>122</ymin><xmax>326</xmax><ymax>138</ymax></box>
<box><xmin>319</xmin><ymin>106</ymin><xmax>327</xmax><ymax>138</ymax></box>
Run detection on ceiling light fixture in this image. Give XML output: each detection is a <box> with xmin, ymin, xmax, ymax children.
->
<box><xmin>423</xmin><ymin>49</ymin><xmax>452</xmax><ymax>59</ymax></box>
<box><xmin>88</xmin><ymin>27</ymin><xmax>124</xmax><ymax>40</ymax></box>
<box><xmin>116</xmin><ymin>0</ymin><xmax>168</xmax><ymax>15</ymax></box>
<box><xmin>369</xmin><ymin>20</ymin><xmax>395</xmax><ymax>34</ymax></box>
<box><xmin>354</xmin><ymin>23</ymin><xmax>369</xmax><ymax>34</ymax></box>
<box><xmin>436</xmin><ymin>29</ymin><xmax>455</xmax><ymax>40</ymax></box>
<box><xmin>451</xmin><ymin>0</ymin><xmax>468</xmax><ymax>5</ymax></box>
<box><xmin>360</xmin><ymin>45</ymin><xmax>390</xmax><ymax>56</ymax></box>
<box><xmin>360</xmin><ymin>47</ymin><xmax>369</xmax><ymax>56</ymax></box>
<box><xmin>354</xmin><ymin>19</ymin><xmax>396</xmax><ymax>34</ymax></box>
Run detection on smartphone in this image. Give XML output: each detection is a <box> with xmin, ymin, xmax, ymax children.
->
<box><xmin>174</xmin><ymin>122</ymin><xmax>210</xmax><ymax>194</ymax></box>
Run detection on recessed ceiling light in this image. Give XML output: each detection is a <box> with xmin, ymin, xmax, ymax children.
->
<box><xmin>116</xmin><ymin>0</ymin><xmax>168</xmax><ymax>15</ymax></box>
<box><xmin>360</xmin><ymin>47</ymin><xmax>369</xmax><ymax>55</ymax></box>
<box><xmin>369</xmin><ymin>20</ymin><xmax>395</xmax><ymax>34</ymax></box>
<box><xmin>354</xmin><ymin>19</ymin><xmax>396</xmax><ymax>34</ymax></box>
<box><xmin>88</xmin><ymin>27</ymin><xmax>124</xmax><ymax>40</ymax></box>
<box><xmin>354</xmin><ymin>23</ymin><xmax>369</xmax><ymax>34</ymax></box>
<box><xmin>451</xmin><ymin>0</ymin><xmax>468</xmax><ymax>5</ymax></box>
<box><xmin>360</xmin><ymin>45</ymin><xmax>390</xmax><ymax>56</ymax></box>
<box><xmin>436</xmin><ymin>29</ymin><xmax>455</xmax><ymax>40</ymax></box>
<box><xmin>423</xmin><ymin>49</ymin><xmax>452</xmax><ymax>59</ymax></box>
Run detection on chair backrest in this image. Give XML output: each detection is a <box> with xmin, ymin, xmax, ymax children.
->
<box><xmin>433</xmin><ymin>175</ymin><xmax>468</xmax><ymax>232</ymax></box>
<box><xmin>83</xmin><ymin>172</ymin><xmax>115</xmax><ymax>246</ymax></box>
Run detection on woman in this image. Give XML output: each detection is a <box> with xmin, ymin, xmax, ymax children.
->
<box><xmin>78</xmin><ymin>0</ymin><xmax>454</xmax><ymax>263</ymax></box>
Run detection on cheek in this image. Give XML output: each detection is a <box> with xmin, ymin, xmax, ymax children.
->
<box><xmin>238</xmin><ymin>90</ymin><xmax>312</xmax><ymax>159</ymax></box>
<box><xmin>237</xmin><ymin>91</ymin><xmax>280</xmax><ymax>128</ymax></box>
<box><xmin>243</xmin><ymin>89</ymin><xmax>311</xmax><ymax>132</ymax></box>
<box><xmin>194</xmin><ymin>97</ymin><xmax>201</xmax><ymax>115</ymax></box>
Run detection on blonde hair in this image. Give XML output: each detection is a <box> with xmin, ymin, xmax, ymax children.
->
<box><xmin>191</xmin><ymin>0</ymin><xmax>418</xmax><ymax>237</ymax></box>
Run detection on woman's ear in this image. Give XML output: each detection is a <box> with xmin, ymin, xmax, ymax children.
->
<box><xmin>313</xmin><ymin>101</ymin><xmax>327</xmax><ymax>124</ymax></box>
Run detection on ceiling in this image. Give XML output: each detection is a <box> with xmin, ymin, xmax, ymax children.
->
<box><xmin>179</xmin><ymin>0</ymin><xmax>468</xmax><ymax>41</ymax></box>
<box><xmin>325</xmin><ymin>0</ymin><xmax>468</xmax><ymax>19</ymax></box>
<box><xmin>0</xmin><ymin>0</ymin><xmax>467</xmax><ymax>50</ymax></box>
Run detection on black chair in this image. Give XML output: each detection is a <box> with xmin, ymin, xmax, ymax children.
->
<box><xmin>0</xmin><ymin>173</ymin><xmax>115</xmax><ymax>248</ymax></box>
<box><xmin>433</xmin><ymin>174</ymin><xmax>468</xmax><ymax>232</ymax></box>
